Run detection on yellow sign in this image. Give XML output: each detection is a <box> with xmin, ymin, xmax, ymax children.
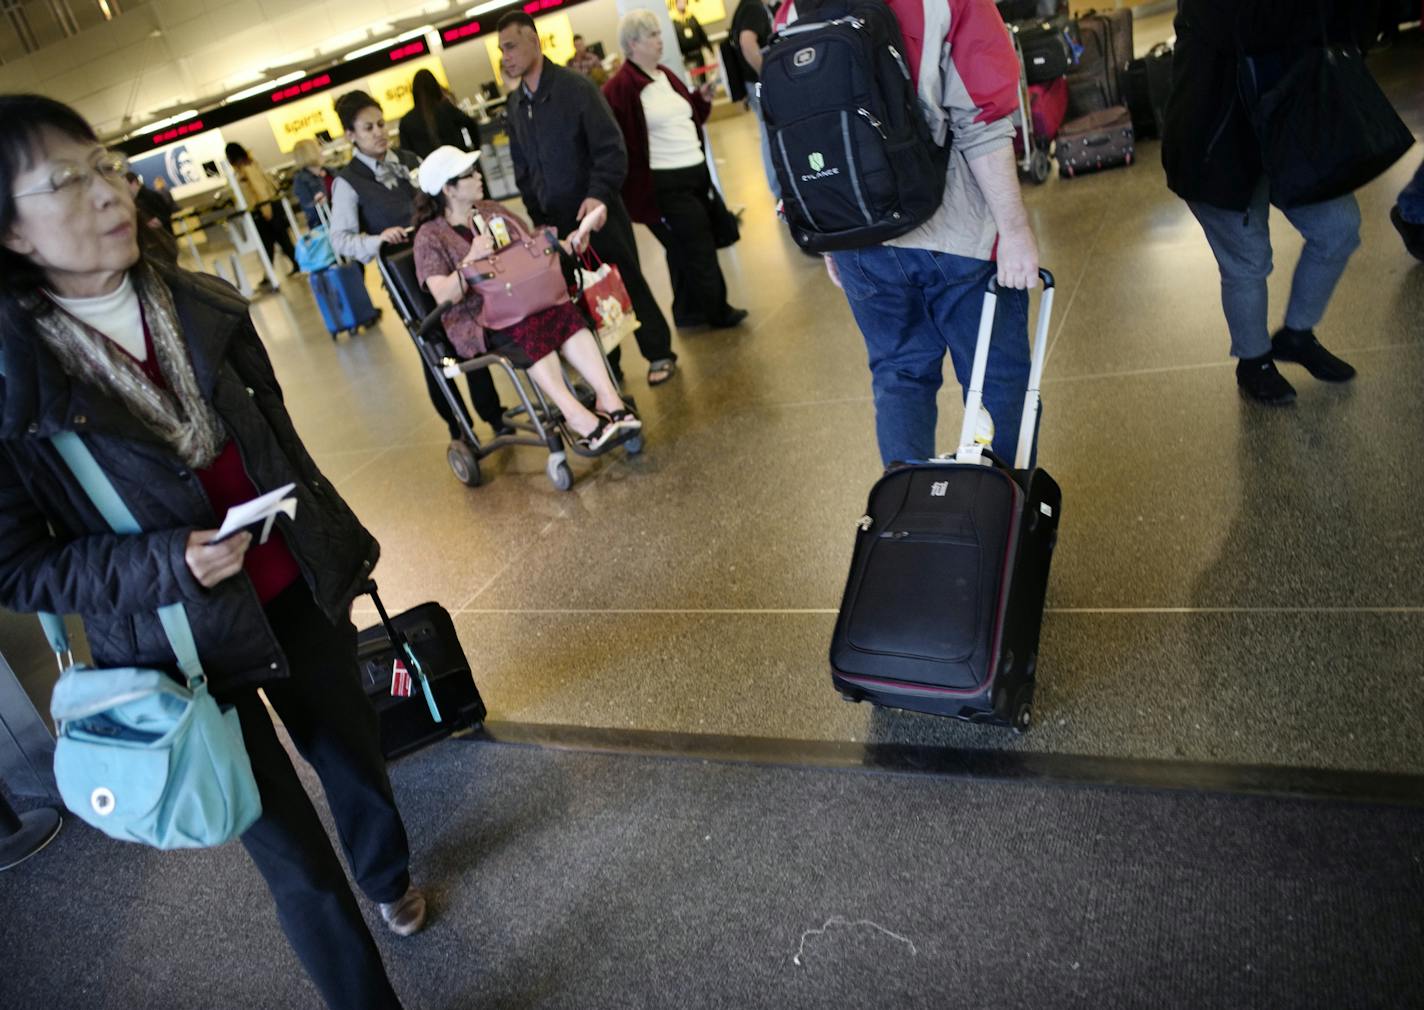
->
<box><xmin>484</xmin><ymin>13</ymin><xmax>575</xmax><ymax>90</ymax></box>
<box><xmin>366</xmin><ymin>55</ymin><xmax>451</xmax><ymax>122</ymax></box>
<box><xmin>266</xmin><ymin>94</ymin><xmax>344</xmax><ymax>153</ymax></box>
<box><xmin>670</xmin><ymin>0</ymin><xmax>727</xmax><ymax>25</ymax></box>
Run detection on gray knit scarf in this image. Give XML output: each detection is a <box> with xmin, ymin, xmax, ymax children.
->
<box><xmin>32</xmin><ymin>264</ymin><xmax>226</xmax><ymax>469</ymax></box>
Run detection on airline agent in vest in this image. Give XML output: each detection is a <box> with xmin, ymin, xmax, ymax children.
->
<box><xmin>328</xmin><ymin>90</ymin><xmax>511</xmax><ymax>441</ymax></box>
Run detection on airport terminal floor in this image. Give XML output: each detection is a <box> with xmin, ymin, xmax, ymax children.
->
<box><xmin>3</xmin><ymin>14</ymin><xmax>1424</xmax><ymax>1010</ymax></box>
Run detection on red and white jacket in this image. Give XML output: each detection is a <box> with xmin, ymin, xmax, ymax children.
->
<box><xmin>772</xmin><ymin>0</ymin><xmax>1019</xmax><ymax>260</ymax></box>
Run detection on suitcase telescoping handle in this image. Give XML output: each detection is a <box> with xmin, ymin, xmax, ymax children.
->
<box><xmin>362</xmin><ymin>580</ymin><xmax>443</xmax><ymax>723</ymax></box>
<box><xmin>313</xmin><ymin>197</ymin><xmax>349</xmax><ymax>267</ymax></box>
<box><xmin>955</xmin><ymin>268</ymin><xmax>1056</xmax><ymax>470</ymax></box>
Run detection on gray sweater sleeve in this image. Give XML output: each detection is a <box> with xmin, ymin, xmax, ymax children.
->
<box><xmin>328</xmin><ymin>177</ymin><xmax>385</xmax><ymax>264</ymax></box>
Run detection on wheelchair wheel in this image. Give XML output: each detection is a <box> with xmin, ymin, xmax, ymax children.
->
<box><xmin>546</xmin><ymin>456</ymin><xmax>574</xmax><ymax>491</ymax></box>
<box><xmin>624</xmin><ymin>434</ymin><xmax>644</xmax><ymax>455</ymax></box>
<box><xmin>447</xmin><ymin>441</ymin><xmax>482</xmax><ymax>487</ymax></box>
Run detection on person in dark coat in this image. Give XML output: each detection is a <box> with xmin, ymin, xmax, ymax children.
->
<box><xmin>604</xmin><ymin>10</ymin><xmax>747</xmax><ymax>329</ymax></box>
<box><xmin>1161</xmin><ymin>0</ymin><xmax>1374</xmax><ymax>406</ymax></box>
<box><xmin>496</xmin><ymin>10</ymin><xmax>680</xmax><ymax>386</ymax></box>
<box><xmin>398</xmin><ymin>68</ymin><xmax>484</xmax><ymax>163</ymax></box>
<box><xmin>0</xmin><ymin>94</ymin><xmax>422</xmax><ymax>1010</ymax></box>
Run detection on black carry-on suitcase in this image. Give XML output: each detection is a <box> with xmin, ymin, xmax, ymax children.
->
<box><xmin>830</xmin><ymin>270</ymin><xmax>1060</xmax><ymax>731</ymax></box>
<box><xmin>356</xmin><ymin>582</ymin><xmax>486</xmax><ymax>759</ymax></box>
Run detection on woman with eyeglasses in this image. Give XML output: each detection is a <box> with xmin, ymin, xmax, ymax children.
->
<box><xmin>0</xmin><ymin>94</ymin><xmax>419</xmax><ymax>1010</ymax></box>
<box><xmin>412</xmin><ymin>145</ymin><xmax>642</xmax><ymax>453</ymax></box>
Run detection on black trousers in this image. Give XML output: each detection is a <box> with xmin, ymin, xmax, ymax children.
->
<box><xmin>648</xmin><ymin>163</ymin><xmax>735</xmax><ymax>326</ymax></box>
<box><xmin>254</xmin><ymin>208</ymin><xmax>296</xmax><ymax>269</ymax></box>
<box><xmin>423</xmin><ymin>360</ymin><xmax>506</xmax><ymax>439</ymax></box>
<box><xmin>232</xmin><ymin>580</ymin><xmax>408</xmax><ymax>1010</ymax></box>
<box><xmin>555</xmin><ymin>195</ymin><xmax>675</xmax><ymax>367</ymax></box>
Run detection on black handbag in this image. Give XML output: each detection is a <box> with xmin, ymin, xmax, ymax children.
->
<box><xmin>1252</xmin><ymin>6</ymin><xmax>1414</xmax><ymax>209</ymax></box>
<box><xmin>708</xmin><ymin>184</ymin><xmax>741</xmax><ymax>248</ymax></box>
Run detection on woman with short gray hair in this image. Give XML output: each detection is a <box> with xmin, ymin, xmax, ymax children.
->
<box><xmin>602</xmin><ymin>12</ymin><xmax>747</xmax><ymax>329</ymax></box>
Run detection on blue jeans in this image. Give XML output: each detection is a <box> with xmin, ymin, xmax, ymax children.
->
<box><xmin>1400</xmin><ymin>158</ymin><xmax>1424</xmax><ymax>225</ymax></box>
<box><xmin>747</xmin><ymin>91</ymin><xmax>782</xmax><ymax>203</ymax></box>
<box><xmin>831</xmin><ymin>246</ymin><xmax>1030</xmax><ymax>467</ymax></box>
<box><xmin>1187</xmin><ymin>178</ymin><xmax>1361</xmax><ymax>359</ymax></box>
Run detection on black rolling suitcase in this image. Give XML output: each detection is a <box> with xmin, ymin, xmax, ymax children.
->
<box><xmin>1057</xmin><ymin>106</ymin><xmax>1135</xmax><ymax>177</ymax></box>
<box><xmin>830</xmin><ymin>271</ymin><xmax>1060</xmax><ymax>731</ymax></box>
<box><xmin>356</xmin><ymin>582</ymin><xmax>486</xmax><ymax>759</ymax></box>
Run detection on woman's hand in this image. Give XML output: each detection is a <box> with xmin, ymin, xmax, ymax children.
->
<box><xmin>313</xmin><ymin>192</ymin><xmax>327</xmax><ymax>206</ymax></box>
<box><xmin>460</xmin><ymin>235</ymin><xmax>496</xmax><ymax>265</ymax></box>
<box><xmin>698</xmin><ymin>82</ymin><xmax>716</xmax><ymax>102</ymax></box>
<box><xmin>379</xmin><ymin>226</ymin><xmax>411</xmax><ymax>245</ymax></box>
<box><xmin>185</xmin><ymin>530</ymin><xmax>251</xmax><ymax>589</ymax></box>
<box><xmin>427</xmin><ymin>270</ymin><xmax>466</xmax><ymax>306</ymax></box>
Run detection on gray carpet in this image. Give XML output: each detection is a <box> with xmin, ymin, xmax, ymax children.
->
<box><xmin>3</xmin><ymin>738</ymin><xmax>1423</xmax><ymax>1010</ymax></box>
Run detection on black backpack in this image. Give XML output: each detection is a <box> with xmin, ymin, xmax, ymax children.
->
<box><xmin>758</xmin><ymin>0</ymin><xmax>950</xmax><ymax>252</ymax></box>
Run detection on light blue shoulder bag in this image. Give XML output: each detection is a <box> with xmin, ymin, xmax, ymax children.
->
<box><xmin>37</xmin><ymin>431</ymin><xmax>263</xmax><ymax>850</ymax></box>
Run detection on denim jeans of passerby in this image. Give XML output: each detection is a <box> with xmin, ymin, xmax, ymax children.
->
<box><xmin>747</xmin><ymin>91</ymin><xmax>782</xmax><ymax>203</ymax></box>
<box><xmin>830</xmin><ymin>246</ymin><xmax>1031</xmax><ymax>467</ymax></box>
<box><xmin>1187</xmin><ymin>178</ymin><xmax>1361</xmax><ymax>359</ymax></box>
<box><xmin>1399</xmin><ymin>158</ymin><xmax>1424</xmax><ymax>224</ymax></box>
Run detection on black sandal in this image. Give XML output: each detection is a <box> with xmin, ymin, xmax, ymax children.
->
<box><xmin>647</xmin><ymin>358</ymin><xmax>677</xmax><ymax>386</ymax></box>
<box><xmin>576</xmin><ymin>416</ymin><xmax>621</xmax><ymax>453</ymax></box>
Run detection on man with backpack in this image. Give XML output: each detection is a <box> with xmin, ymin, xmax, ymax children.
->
<box><xmin>768</xmin><ymin>0</ymin><xmax>1040</xmax><ymax>467</ymax></box>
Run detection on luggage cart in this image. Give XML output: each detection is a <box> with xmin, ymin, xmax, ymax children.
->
<box><xmin>376</xmin><ymin>245</ymin><xmax>642</xmax><ymax>492</ymax></box>
<box><xmin>1008</xmin><ymin>25</ymin><xmax>1053</xmax><ymax>185</ymax></box>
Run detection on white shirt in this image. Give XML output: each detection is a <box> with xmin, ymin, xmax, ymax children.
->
<box><xmin>49</xmin><ymin>274</ymin><xmax>145</xmax><ymax>361</ymax></box>
<box><xmin>639</xmin><ymin>73</ymin><xmax>705</xmax><ymax>171</ymax></box>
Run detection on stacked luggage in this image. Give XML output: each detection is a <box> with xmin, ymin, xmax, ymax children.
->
<box><xmin>1057</xmin><ymin>8</ymin><xmax>1136</xmax><ymax>177</ymax></box>
<box><xmin>1000</xmin><ymin>1</ymin><xmax>1076</xmax><ymax>183</ymax></box>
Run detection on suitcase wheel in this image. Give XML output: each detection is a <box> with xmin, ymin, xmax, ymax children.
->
<box><xmin>1010</xmin><ymin>684</ymin><xmax>1034</xmax><ymax>735</ymax></box>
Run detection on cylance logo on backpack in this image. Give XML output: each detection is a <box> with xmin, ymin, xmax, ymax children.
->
<box><xmin>803</xmin><ymin>151</ymin><xmax>841</xmax><ymax>182</ymax></box>
<box><xmin>759</xmin><ymin>0</ymin><xmax>950</xmax><ymax>253</ymax></box>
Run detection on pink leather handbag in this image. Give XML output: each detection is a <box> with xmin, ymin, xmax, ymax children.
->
<box><xmin>459</xmin><ymin>215</ymin><xmax>570</xmax><ymax>331</ymax></box>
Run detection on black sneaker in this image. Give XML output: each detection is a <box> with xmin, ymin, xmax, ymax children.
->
<box><xmin>1391</xmin><ymin>205</ymin><xmax>1424</xmax><ymax>261</ymax></box>
<box><xmin>1236</xmin><ymin>355</ymin><xmax>1297</xmax><ymax>406</ymax></box>
<box><xmin>1270</xmin><ymin>327</ymin><xmax>1356</xmax><ymax>382</ymax></box>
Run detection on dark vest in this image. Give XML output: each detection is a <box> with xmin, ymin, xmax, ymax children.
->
<box><xmin>337</xmin><ymin>149</ymin><xmax>420</xmax><ymax>232</ymax></box>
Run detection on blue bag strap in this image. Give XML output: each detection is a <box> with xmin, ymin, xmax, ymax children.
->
<box><xmin>44</xmin><ymin>430</ymin><xmax>206</xmax><ymax>686</ymax></box>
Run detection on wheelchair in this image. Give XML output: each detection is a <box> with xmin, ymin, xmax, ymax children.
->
<box><xmin>376</xmin><ymin>245</ymin><xmax>643</xmax><ymax>491</ymax></box>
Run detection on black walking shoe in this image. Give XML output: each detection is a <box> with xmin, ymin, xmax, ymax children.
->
<box><xmin>1391</xmin><ymin>205</ymin><xmax>1424</xmax><ymax>261</ymax></box>
<box><xmin>1236</xmin><ymin>355</ymin><xmax>1297</xmax><ymax>406</ymax></box>
<box><xmin>1270</xmin><ymin>327</ymin><xmax>1356</xmax><ymax>382</ymax></box>
<box><xmin>710</xmin><ymin>307</ymin><xmax>749</xmax><ymax>328</ymax></box>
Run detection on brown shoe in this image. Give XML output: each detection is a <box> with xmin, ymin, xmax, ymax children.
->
<box><xmin>378</xmin><ymin>886</ymin><xmax>427</xmax><ymax>937</ymax></box>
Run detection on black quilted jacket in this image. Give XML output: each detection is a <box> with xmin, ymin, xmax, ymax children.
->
<box><xmin>0</xmin><ymin>262</ymin><xmax>379</xmax><ymax>694</ymax></box>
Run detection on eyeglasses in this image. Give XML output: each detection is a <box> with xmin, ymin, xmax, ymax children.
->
<box><xmin>13</xmin><ymin>151</ymin><xmax>129</xmax><ymax>199</ymax></box>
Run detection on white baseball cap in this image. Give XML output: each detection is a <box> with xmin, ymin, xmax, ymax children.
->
<box><xmin>416</xmin><ymin>146</ymin><xmax>481</xmax><ymax>196</ymax></box>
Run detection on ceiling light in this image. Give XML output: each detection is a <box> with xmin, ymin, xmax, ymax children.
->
<box><xmin>465</xmin><ymin>0</ymin><xmax>512</xmax><ymax>18</ymax></box>
<box><xmin>225</xmin><ymin>71</ymin><xmax>304</xmax><ymax>104</ymax></box>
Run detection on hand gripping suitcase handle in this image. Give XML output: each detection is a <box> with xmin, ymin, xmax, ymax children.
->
<box><xmin>362</xmin><ymin>580</ymin><xmax>443</xmax><ymax>723</ymax></box>
<box><xmin>956</xmin><ymin>269</ymin><xmax>1055</xmax><ymax>470</ymax></box>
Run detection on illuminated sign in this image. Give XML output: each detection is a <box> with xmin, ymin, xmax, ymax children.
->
<box><xmin>523</xmin><ymin>0</ymin><xmax>563</xmax><ymax>12</ymax></box>
<box><xmin>267</xmin><ymin>94</ymin><xmax>344</xmax><ymax>152</ymax></box>
<box><xmin>388</xmin><ymin>40</ymin><xmax>428</xmax><ymax>61</ymax></box>
<box><xmin>442</xmin><ymin>20</ymin><xmax>482</xmax><ymax>42</ymax></box>
<box><xmin>270</xmin><ymin>73</ymin><xmax>333</xmax><ymax>104</ymax></box>
<box><xmin>151</xmin><ymin>119</ymin><xmax>204</xmax><ymax>145</ymax></box>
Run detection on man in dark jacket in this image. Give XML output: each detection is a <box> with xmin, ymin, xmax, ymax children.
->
<box><xmin>1162</xmin><ymin>0</ymin><xmax>1370</xmax><ymax>406</ymax></box>
<box><xmin>0</xmin><ymin>94</ymin><xmax>420</xmax><ymax>1010</ymax></box>
<box><xmin>496</xmin><ymin>11</ymin><xmax>679</xmax><ymax>385</ymax></box>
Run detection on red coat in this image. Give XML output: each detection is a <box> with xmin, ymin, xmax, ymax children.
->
<box><xmin>601</xmin><ymin>61</ymin><xmax>711</xmax><ymax>226</ymax></box>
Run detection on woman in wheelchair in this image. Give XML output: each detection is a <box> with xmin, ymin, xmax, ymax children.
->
<box><xmin>412</xmin><ymin>146</ymin><xmax>640</xmax><ymax>453</ymax></box>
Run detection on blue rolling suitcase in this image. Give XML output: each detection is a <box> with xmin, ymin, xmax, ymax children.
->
<box><xmin>310</xmin><ymin>262</ymin><xmax>379</xmax><ymax>339</ymax></box>
<box><xmin>831</xmin><ymin>271</ymin><xmax>1060</xmax><ymax>732</ymax></box>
